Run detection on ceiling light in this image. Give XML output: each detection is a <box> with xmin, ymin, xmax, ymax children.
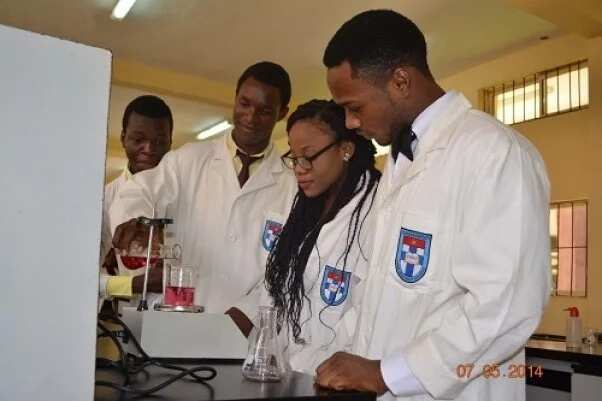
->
<box><xmin>196</xmin><ymin>120</ymin><xmax>233</xmax><ymax>140</ymax></box>
<box><xmin>111</xmin><ymin>0</ymin><xmax>137</xmax><ymax>20</ymax></box>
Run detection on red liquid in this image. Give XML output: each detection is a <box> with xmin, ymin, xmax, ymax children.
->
<box><xmin>164</xmin><ymin>286</ymin><xmax>195</xmax><ymax>306</ymax></box>
<box><xmin>120</xmin><ymin>256</ymin><xmax>160</xmax><ymax>270</ymax></box>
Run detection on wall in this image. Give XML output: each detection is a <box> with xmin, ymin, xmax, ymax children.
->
<box><xmin>0</xmin><ymin>25</ymin><xmax>111</xmax><ymax>400</ymax></box>
<box><xmin>439</xmin><ymin>34</ymin><xmax>602</xmax><ymax>335</ymax></box>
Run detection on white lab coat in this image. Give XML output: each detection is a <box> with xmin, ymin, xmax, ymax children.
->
<box><xmin>99</xmin><ymin>170</ymin><xmax>163</xmax><ymax>309</ymax></box>
<box><xmin>238</xmin><ymin>172</ymin><xmax>378</xmax><ymax>374</ymax></box>
<box><xmin>109</xmin><ymin>134</ymin><xmax>297</xmax><ymax>312</ymax></box>
<box><xmin>354</xmin><ymin>92</ymin><xmax>551</xmax><ymax>401</ymax></box>
<box><xmin>98</xmin><ymin>171</ymin><xmax>127</xmax><ymax>298</ymax></box>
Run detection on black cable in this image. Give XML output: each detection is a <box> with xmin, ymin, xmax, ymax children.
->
<box><xmin>95</xmin><ymin>366</ymin><xmax>215</xmax><ymax>396</ymax></box>
<box><xmin>95</xmin><ymin>311</ymin><xmax>217</xmax><ymax>396</ymax></box>
<box><xmin>97</xmin><ymin>320</ymin><xmax>130</xmax><ymax>385</ymax></box>
<box><xmin>98</xmin><ymin>313</ymin><xmax>217</xmax><ymax>382</ymax></box>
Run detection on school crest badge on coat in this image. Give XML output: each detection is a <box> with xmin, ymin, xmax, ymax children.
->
<box><xmin>395</xmin><ymin>227</ymin><xmax>432</xmax><ymax>283</ymax></box>
<box><xmin>262</xmin><ymin>220</ymin><xmax>283</xmax><ymax>251</ymax></box>
<box><xmin>320</xmin><ymin>265</ymin><xmax>351</xmax><ymax>306</ymax></box>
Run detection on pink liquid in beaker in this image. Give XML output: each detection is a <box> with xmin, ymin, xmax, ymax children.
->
<box><xmin>120</xmin><ymin>256</ymin><xmax>160</xmax><ymax>270</ymax></box>
<box><xmin>164</xmin><ymin>286</ymin><xmax>195</xmax><ymax>306</ymax></box>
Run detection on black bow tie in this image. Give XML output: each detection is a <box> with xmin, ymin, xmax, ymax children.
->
<box><xmin>392</xmin><ymin>126</ymin><xmax>417</xmax><ymax>162</ymax></box>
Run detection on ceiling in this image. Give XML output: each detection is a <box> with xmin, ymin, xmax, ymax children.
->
<box><xmin>2</xmin><ymin>0</ymin><xmax>592</xmax><ymax>180</ymax></box>
<box><xmin>0</xmin><ymin>0</ymin><xmax>559</xmax><ymax>97</ymax></box>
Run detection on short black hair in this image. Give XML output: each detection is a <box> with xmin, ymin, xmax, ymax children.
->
<box><xmin>323</xmin><ymin>9</ymin><xmax>431</xmax><ymax>79</ymax></box>
<box><xmin>236</xmin><ymin>61</ymin><xmax>292</xmax><ymax>108</ymax></box>
<box><xmin>122</xmin><ymin>95</ymin><xmax>173</xmax><ymax>133</ymax></box>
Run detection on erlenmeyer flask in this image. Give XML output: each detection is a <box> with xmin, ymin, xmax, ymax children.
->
<box><xmin>242</xmin><ymin>306</ymin><xmax>286</xmax><ymax>382</ymax></box>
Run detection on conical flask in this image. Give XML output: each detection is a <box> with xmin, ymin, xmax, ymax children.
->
<box><xmin>242</xmin><ymin>306</ymin><xmax>286</xmax><ymax>382</ymax></box>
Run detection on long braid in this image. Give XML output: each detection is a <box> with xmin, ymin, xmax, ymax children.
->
<box><xmin>265</xmin><ymin>100</ymin><xmax>381</xmax><ymax>342</ymax></box>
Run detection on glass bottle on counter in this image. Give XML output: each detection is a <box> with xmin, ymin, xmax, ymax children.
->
<box><xmin>242</xmin><ymin>306</ymin><xmax>286</xmax><ymax>382</ymax></box>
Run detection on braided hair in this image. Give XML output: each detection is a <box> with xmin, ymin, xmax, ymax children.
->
<box><xmin>265</xmin><ymin>99</ymin><xmax>381</xmax><ymax>342</ymax></box>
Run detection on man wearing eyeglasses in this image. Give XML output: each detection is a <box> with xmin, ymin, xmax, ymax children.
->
<box><xmin>109</xmin><ymin>62</ymin><xmax>297</xmax><ymax>313</ymax></box>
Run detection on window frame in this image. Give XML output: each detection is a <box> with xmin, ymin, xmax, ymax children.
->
<box><xmin>480</xmin><ymin>60</ymin><xmax>589</xmax><ymax>125</ymax></box>
<box><xmin>550</xmin><ymin>199</ymin><xmax>588</xmax><ymax>297</ymax></box>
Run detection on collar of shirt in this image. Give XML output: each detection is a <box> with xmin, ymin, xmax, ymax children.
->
<box><xmin>226</xmin><ymin>130</ymin><xmax>272</xmax><ymax>176</ymax></box>
<box><xmin>391</xmin><ymin>91</ymin><xmax>456</xmax><ymax>180</ymax></box>
<box><xmin>410</xmin><ymin>90</ymin><xmax>455</xmax><ymax>154</ymax></box>
<box><xmin>123</xmin><ymin>165</ymin><xmax>135</xmax><ymax>181</ymax></box>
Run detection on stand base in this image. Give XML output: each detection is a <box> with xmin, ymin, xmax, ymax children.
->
<box><xmin>121</xmin><ymin>307</ymin><xmax>247</xmax><ymax>359</ymax></box>
<box><xmin>154</xmin><ymin>304</ymin><xmax>204</xmax><ymax>313</ymax></box>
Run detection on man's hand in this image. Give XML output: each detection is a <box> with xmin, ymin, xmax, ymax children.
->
<box><xmin>112</xmin><ymin>218</ymin><xmax>147</xmax><ymax>250</ymax></box>
<box><xmin>315</xmin><ymin>352</ymin><xmax>388</xmax><ymax>395</ymax></box>
<box><xmin>112</xmin><ymin>217</ymin><xmax>163</xmax><ymax>252</ymax></box>
<box><xmin>102</xmin><ymin>248</ymin><xmax>118</xmax><ymax>276</ymax></box>
<box><xmin>132</xmin><ymin>265</ymin><xmax>163</xmax><ymax>294</ymax></box>
<box><xmin>225</xmin><ymin>307</ymin><xmax>254</xmax><ymax>338</ymax></box>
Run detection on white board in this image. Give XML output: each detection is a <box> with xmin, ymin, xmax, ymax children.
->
<box><xmin>0</xmin><ymin>24</ymin><xmax>111</xmax><ymax>401</ymax></box>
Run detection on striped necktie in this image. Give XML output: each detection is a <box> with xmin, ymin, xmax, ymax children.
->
<box><xmin>236</xmin><ymin>149</ymin><xmax>263</xmax><ymax>187</ymax></box>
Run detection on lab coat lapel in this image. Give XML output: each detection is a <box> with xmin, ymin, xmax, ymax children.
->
<box><xmin>239</xmin><ymin>145</ymin><xmax>281</xmax><ymax>195</ymax></box>
<box><xmin>382</xmin><ymin>92</ymin><xmax>472</xmax><ymax>202</ymax></box>
<box><xmin>209</xmin><ymin>134</ymin><xmax>239</xmax><ymax>189</ymax></box>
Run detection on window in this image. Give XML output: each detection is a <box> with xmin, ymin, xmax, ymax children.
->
<box><xmin>550</xmin><ymin>200</ymin><xmax>587</xmax><ymax>297</ymax></box>
<box><xmin>481</xmin><ymin>60</ymin><xmax>589</xmax><ymax>125</ymax></box>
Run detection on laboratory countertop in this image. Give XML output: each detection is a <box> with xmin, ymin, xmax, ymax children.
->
<box><xmin>95</xmin><ymin>361</ymin><xmax>376</xmax><ymax>401</ymax></box>
<box><xmin>526</xmin><ymin>338</ymin><xmax>602</xmax><ymax>376</ymax></box>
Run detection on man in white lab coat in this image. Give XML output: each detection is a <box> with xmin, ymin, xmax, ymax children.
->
<box><xmin>99</xmin><ymin>95</ymin><xmax>173</xmax><ymax>302</ymax></box>
<box><xmin>110</xmin><ymin>62</ymin><xmax>297</xmax><ymax>313</ymax></box>
<box><xmin>315</xmin><ymin>10</ymin><xmax>551</xmax><ymax>401</ymax></box>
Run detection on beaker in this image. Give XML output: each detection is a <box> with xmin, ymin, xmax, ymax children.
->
<box><xmin>118</xmin><ymin>243</ymin><xmax>181</xmax><ymax>270</ymax></box>
<box><xmin>242</xmin><ymin>306</ymin><xmax>286</xmax><ymax>382</ymax></box>
<box><xmin>163</xmin><ymin>264</ymin><xmax>196</xmax><ymax>307</ymax></box>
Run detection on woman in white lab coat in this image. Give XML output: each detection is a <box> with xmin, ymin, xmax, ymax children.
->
<box><xmin>232</xmin><ymin>99</ymin><xmax>380</xmax><ymax>373</ymax></box>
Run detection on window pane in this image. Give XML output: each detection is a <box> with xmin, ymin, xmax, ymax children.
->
<box><xmin>573</xmin><ymin>201</ymin><xmax>587</xmax><ymax>247</ymax></box>
<box><xmin>546</xmin><ymin>71</ymin><xmax>558</xmax><ymax>114</ymax></box>
<box><xmin>557</xmin><ymin>66</ymin><xmax>570</xmax><ymax>112</ymax></box>
<box><xmin>550</xmin><ymin>249</ymin><xmax>559</xmax><ymax>295</ymax></box>
<box><xmin>556</xmin><ymin>248</ymin><xmax>572</xmax><ymax>296</ymax></box>
<box><xmin>558</xmin><ymin>203</ymin><xmax>573</xmax><ymax>248</ymax></box>
<box><xmin>550</xmin><ymin>204</ymin><xmax>558</xmax><ymax>249</ymax></box>
<box><xmin>524</xmin><ymin>77</ymin><xmax>538</xmax><ymax>121</ymax></box>
<box><xmin>579</xmin><ymin>66</ymin><xmax>589</xmax><ymax>107</ymax></box>
<box><xmin>535</xmin><ymin>79</ymin><xmax>542</xmax><ymax>118</ymax></box>
<box><xmin>570</xmin><ymin>67</ymin><xmax>580</xmax><ymax>109</ymax></box>
<box><xmin>572</xmin><ymin>248</ymin><xmax>586</xmax><ymax>296</ymax></box>
<box><xmin>495</xmin><ymin>89</ymin><xmax>514</xmax><ymax>124</ymax></box>
<box><xmin>514</xmin><ymin>83</ymin><xmax>525</xmax><ymax>123</ymax></box>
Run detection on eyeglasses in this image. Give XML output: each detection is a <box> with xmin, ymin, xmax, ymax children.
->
<box><xmin>281</xmin><ymin>140</ymin><xmax>340</xmax><ymax>170</ymax></box>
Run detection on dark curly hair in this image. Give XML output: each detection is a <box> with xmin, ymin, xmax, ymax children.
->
<box><xmin>265</xmin><ymin>99</ymin><xmax>381</xmax><ymax>342</ymax></box>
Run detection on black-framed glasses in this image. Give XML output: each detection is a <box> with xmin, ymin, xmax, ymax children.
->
<box><xmin>281</xmin><ymin>140</ymin><xmax>340</xmax><ymax>170</ymax></box>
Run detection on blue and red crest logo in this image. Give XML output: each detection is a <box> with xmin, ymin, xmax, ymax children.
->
<box><xmin>262</xmin><ymin>220</ymin><xmax>283</xmax><ymax>251</ymax></box>
<box><xmin>320</xmin><ymin>265</ymin><xmax>351</xmax><ymax>306</ymax></box>
<box><xmin>395</xmin><ymin>227</ymin><xmax>432</xmax><ymax>283</ymax></box>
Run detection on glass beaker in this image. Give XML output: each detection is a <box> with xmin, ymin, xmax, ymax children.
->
<box><xmin>118</xmin><ymin>242</ymin><xmax>181</xmax><ymax>270</ymax></box>
<box><xmin>163</xmin><ymin>264</ymin><xmax>196</xmax><ymax>307</ymax></box>
<box><xmin>242</xmin><ymin>306</ymin><xmax>286</xmax><ymax>382</ymax></box>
